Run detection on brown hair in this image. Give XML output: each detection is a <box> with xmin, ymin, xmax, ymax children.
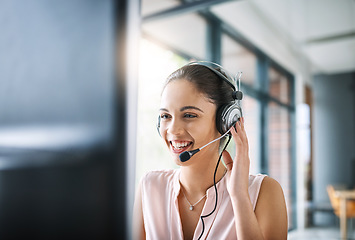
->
<box><xmin>164</xmin><ymin>64</ymin><xmax>234</xmax><ymax>110</ymax></box>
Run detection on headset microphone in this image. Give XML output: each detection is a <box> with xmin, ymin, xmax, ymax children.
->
<box><xmin>179</xmin><ymin>149</ymin><xmax>200</xmax><ymax>162</ymax></box>
<box><xmin>179</xmin><ymin>128</ymin><xmax>232</xmax><ymax>162</ymax></box>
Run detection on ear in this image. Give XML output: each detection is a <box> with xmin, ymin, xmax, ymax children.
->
<box><xmin>156</xmin><ymin>115</ymin><xmax>161</xmax><ymax>137</ymax></box>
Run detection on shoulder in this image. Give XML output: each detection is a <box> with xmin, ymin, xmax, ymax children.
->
<box><xmin>248</xmin><ymin>173</ymin><xmax>267</xmax><ymax>188</ymax></box>
<box><xmin>247</xmin><ymin>174</ymin><xmax>284</xmax><ymax>198</ymax></box>
<box><xmin>141</xmin><ymin>169</ymin><xmax>179</xmax><ymax>192</ymax></box>
<box><xmin>142</xmin><ymin>169</ymin><xmax>178</xmax><ymax>183</ymax></box>
<box><xmin>254</xmin><ymin>176</ymin><xmax>288</xmax><ymax>238</ymax></box>
<box><xmin>258</xmin><ymin>176</ymin><xmax>285</xmax><ymax>200</ymax></box>
<box><xmin>247</xmin><ymin>174</ymin><xmax>268</xmax><ymax>209</ymax></box>
<box><xmin>139</xmin><ymin>169</ymin><xmax>179</xmax><ymax>212</ymax></box>
<box><xmin>255</xmin><ymin>176</ymin><xmax>286</xmax><ymax>208</ymax></box>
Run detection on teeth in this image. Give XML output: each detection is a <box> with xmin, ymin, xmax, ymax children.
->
<box><xmin>171</xmin><ymin>141</ymin><xmax>191</xmax><ymax>149</ymax></box>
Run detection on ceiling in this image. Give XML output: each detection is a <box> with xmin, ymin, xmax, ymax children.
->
<box><xmin>141</xmin><ymin>0</ymin><xmax>355</xmax><ymax>75</ymax></box>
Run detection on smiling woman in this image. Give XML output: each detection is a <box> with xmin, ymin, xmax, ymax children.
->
<box><xmin>159</xmin><ymin>79</ymin><xmax>219</xmax><ymax>166</ymax></box>
<box><xmin>133</xmin><ymin>61</ymin><xmax>288</xmax><ymax>240</ymax></box>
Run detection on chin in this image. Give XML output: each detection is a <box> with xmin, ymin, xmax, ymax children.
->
<box><xmin>175</xmin><ymin>160</ymin><xmax>183</xmax><ymax>167</ymax></box>
<box><xmin>171</xmin><ymin>154</ymin><xmax>182</xmax><ymax>166</ymax></box>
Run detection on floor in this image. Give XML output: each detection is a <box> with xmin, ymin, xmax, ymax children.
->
<box><xmin>288</xmin><ymin>227</ymin><xmax>355</xmax><ymax>240</ymax></box>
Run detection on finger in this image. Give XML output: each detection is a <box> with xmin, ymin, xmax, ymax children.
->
<box><xmin>222</xmin><ymin>150</ymin><xmax>233</xmax><ymax>171</ymax></box>
<box><xmin>235</xmin><ymin>120</ymin><xmax>242</xmax><ymax>135</ymax></box>
<box><xmin>241</xmin><ymin>117</ymin><xmax>245</xmax><ymax>130</ymax></box>
<box><xmin>237</xmin><ymin>118</ymin><xmax>248</xmax><ymax>143</ymax></box>
<box><xmin>230</xmin><ymin>123</ymin><xmax>242</xmax><ymax>144</ymax></box>
<box><xmin>230</xmin><ymin>123</ymin><xmax>237</xmax><ymax>136</ymax></box>
<box><xmin>241</xmin><ymin>123</ymin><xmax>249</xmax><ymax>148</ymax></box>
<box><xmin>231</xmin><ymin>123</ymin><xmax>247</xmax><ymax>156</ymax></box>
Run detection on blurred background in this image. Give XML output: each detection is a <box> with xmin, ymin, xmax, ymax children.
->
<box><xmin>0</xmin><ymin>0</ymin><xmax>139</xmax><ymax>239</ymax></box>
<box><xmin>1</xmin><ymin>0</ymin><xmax>354</xmax><ymax>239</ymax></box>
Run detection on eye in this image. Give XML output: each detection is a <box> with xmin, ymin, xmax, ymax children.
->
<box><xmin>184</xmin><ymin>113</ymin><xmax>197</xmax><ymax>118</ymax></box>
<box><xmin>160</xmin><ymin>113</ymin><xmax>171</xmax><ymax>119</ymax></box>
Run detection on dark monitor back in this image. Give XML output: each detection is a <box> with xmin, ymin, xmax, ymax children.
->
<box><xmin>0</xmin><ymin>1</ymin><xmax>123</xmax><ymax>239</ymax></box>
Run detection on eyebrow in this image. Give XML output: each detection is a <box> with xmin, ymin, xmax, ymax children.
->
<box><xmin>159</xmin><ymin>106</ymin><xmax>204</xmax><ymax>113</ymax></box>
<box><xmin>180</xmin><ymin>106</ymin><xmax>204</xmax><ymax>112</ymax></box>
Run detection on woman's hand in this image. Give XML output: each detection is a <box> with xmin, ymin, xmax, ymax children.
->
<box><xmin>222</xmin><ymin>117</ymin><xmax>288</xmax><ymax>240</ymax></box>
<box><xmin>222</xmin><ymin>117</ymin><xmax>250</xmax><ymax>199</ymax></box>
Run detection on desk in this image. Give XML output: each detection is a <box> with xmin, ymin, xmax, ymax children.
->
<box><xmin>334</xmin><ymin>189</ymin><xmax>355</xmax><ymax>240</ymax></box>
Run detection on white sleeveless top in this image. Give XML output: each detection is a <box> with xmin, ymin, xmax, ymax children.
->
<box><xmin>140</xmin><ymin>169</ymin><xmax>266</xmax><ymax>240</ymax></box>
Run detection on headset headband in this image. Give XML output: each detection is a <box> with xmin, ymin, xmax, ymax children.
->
<box><xmin>186</xmin><ymin>61</ymin><xmax>243</xmax><ymax>101</ymax></box>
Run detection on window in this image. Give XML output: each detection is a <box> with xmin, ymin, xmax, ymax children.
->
<box><xmin>269</xmin><ymin>67</ymin><xmax>292</xmax><ymax>104</ymax></box>
<box><xmin>268</xmin><ymin>101</ymin><xmax>294</xmax><ymax>228</ymax></box>
<box><xmin>222</xmin><ymin>35</ymin><xmax>257</xmax><ymax>86</ymax></box>
<box><xmin>136</xmin><ymin>39</ymin><xmax>187</xmax><ymax>185</ymax></box>
<box><xmin>242</xmin><ymin>95</ymin><xmax>261</xmax><ymax>175</ymax></box>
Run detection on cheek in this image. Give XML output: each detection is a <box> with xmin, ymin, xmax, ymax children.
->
<box><xmin>159</xmin><ymin>123</ymin><xmax>168</xmax><ymax>138</ymax></box>
<box><xmin>159</xmin><ymin>123</ymin><xmax>173</xmax><ymax>146</ymax></box>
<box><xmin>193</xmin><ymin>121</ymin><xmax>219</xmax><ymax>142</ymax></box>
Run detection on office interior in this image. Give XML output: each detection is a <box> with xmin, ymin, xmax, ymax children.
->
<box><xmin>0</xmin><ymin>0</ymin><xmax>354</xmax><ymax>239</ymax></box>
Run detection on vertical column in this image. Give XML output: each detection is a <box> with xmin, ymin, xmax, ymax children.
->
<box><xmin>206</xmin><ymin>16</ymin><xmax>221</xmax><ymax>64</ymax></box>
<box><xmin>113</xmin><ymin>0</ymin><xmax>140</xmax><ymax>239</ymax></box>
<box><xmin>256</xmin><ymin>56</ymin><xmax>269</xmax><ymax>174</ymax></box>
<box><xmin>290</xmin><ymin>75</ymin><xmax>298</xmax><ymax>229</ymax></box>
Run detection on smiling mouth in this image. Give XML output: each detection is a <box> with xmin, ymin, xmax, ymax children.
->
<box><xmin>170</xmin><ymin>141</ymin><xmax>193</xmax><ymax>153</ymax></box>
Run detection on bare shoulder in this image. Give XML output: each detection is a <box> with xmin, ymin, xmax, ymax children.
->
<box><xmin>255</xmin><ymin>176</ymin><xmax>288</xmax><ymax>239</ymax></box>
<box><xmin>259</xmin><ymin>176</ymin><xmax>284</xmax><ymax>199</ymax></box>
<box><xmin>256</xmin><ymin>176</ymin><xmax>286</xmax><ymax>210</ymax></box>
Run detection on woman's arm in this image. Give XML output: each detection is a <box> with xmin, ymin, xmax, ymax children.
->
<box><xmin>255</xmin><ymin>177</ymin><xmax>288</xmax><ymax>239</ymax></box>
<box><xmin>133</xmin><ymin>181</ymin><xmax>146</xmax><ymax>240</ymax></box>
<box><xmin>222</xmin><ymin>118</ymin><xmax>288</xmax><ymax>240</ymax></box>
<box><xmin>228</xmin><ymin>176</ymin><xmax>288</xmax><ymax>240</ymax></box>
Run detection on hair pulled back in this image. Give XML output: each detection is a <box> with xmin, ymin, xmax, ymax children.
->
<box><xmin>164</xmin><ymin>64</ymin><xmax>234</xmax><ymax>110</ymax></box>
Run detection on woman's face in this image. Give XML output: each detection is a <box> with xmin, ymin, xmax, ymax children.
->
<box><xmin>159</xmin><ymin>79</ymin><xmax>221</xmax><ymax>165</ymax></box>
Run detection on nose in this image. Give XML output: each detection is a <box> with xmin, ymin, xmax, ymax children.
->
<box><xmin>166</xmin><ymin>118</ymin><xmax>184</xmax><ymax>136</ymax></box>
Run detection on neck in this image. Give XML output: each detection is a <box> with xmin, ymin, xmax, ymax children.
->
<box><xmin>179</xmin><ymin>150</ymin><xmax>226</xmax><ymax>196</ymax></box>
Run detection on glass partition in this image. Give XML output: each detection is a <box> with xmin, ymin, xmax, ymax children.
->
<box><xmin>268</xmin><ymin>101</ymin><xmax>293</xmax><ymax>228</ymax></box>
<box><xmin>222</xmin><ymin>34</ymin><xmax>257</xmax><ymax>86</ymax></box>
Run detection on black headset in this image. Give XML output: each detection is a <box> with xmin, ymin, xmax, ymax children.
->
<box><xmin>157</xmin><ymin>61</ymin><xmax>243</xmax><ymax>136</ymax></box>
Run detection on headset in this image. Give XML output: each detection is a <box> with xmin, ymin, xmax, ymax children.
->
<box><xmin>157</xmin><ymin>61</ymin><xmax>243</xmax><ymax>137</ymax></box>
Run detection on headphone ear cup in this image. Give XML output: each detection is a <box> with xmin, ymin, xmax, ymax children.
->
<box><xmin>216</xmin><ymin>105</ymin><xmax>226</xmax><ymax>135</ymax></box>
<box><xmin>157</xmin><ymin>115</ymin><xmax>161</xmax><ymax>137</ymax></box>
<box><xmin>217</xmin><ymin>103</ymin><xmax>243</xmax><ymax>135</ymax></box>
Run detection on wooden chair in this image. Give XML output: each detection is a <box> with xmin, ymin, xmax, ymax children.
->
<box><xmin>327</xmin><ymin>185</ymin><xmax>355</xmax><ymax>218</ymax></box>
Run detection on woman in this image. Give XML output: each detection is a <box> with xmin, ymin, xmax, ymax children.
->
<box><xmin>133</xmin><ymin>62</ymin><xmax>288</xmax><ymax>240</ymax></box>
